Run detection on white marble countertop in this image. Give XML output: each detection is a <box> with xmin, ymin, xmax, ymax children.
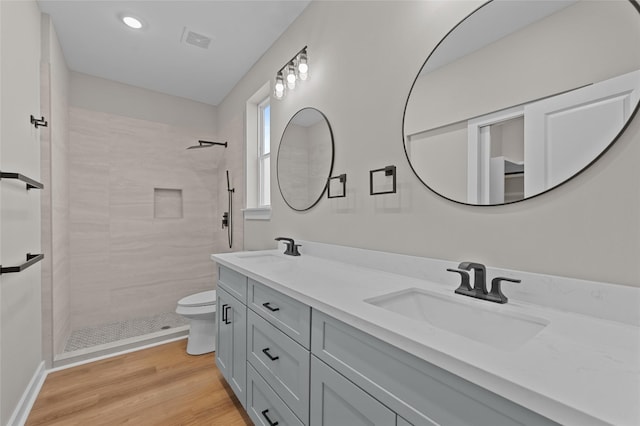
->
<box><xmin>212</xmin><ymin>245</ymin><xmax>640</xmax><ymax>426</ymax></box>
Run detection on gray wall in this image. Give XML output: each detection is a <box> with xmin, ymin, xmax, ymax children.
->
<box><xmin>219</xmin><ymin>0</ymin><xmax>640</xmax><ymax>287</ymax></box>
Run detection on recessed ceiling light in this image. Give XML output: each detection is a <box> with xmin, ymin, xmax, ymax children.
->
<box><xmin>122</xmin><ymin>16</ymin><xmax>143</xmax><ymax>29</ymax></box>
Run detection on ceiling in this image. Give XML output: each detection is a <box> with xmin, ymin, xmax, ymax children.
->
<box><xmin>38</xmin><ymin>0</ymin><xmax>311</xmax><ymax>106</ymax></box>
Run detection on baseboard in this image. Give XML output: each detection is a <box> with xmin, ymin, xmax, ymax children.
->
<box><xmin>7</xmin><ymin>361</ymin><xmax>47</xmax><ymax>426</ymax></box>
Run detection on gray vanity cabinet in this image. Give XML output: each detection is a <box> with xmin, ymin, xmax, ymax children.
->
<box><xmin>310</xmin><ymin>356</ymin><xmax>396</xmax><ymax>426</ymax></box>
<box><xmin>311</xmin><ymin>310</ymin><xmax>558</xmax><ymax>426</ymax></box>
<box><xmin>216</xmin><ymin>285</ymin><xmax>247</xmax><ymax>408</ymax></box>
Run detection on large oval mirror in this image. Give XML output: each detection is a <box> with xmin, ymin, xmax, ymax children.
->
<box><xmin>277</xmin><ymin>108</ymin><xmax>334</xmax><ymax>211</ymax></box>
<box><xmin>403</xmin><ymin>0</ymin><xmax>640</xmax><ymax>205</ymax></box>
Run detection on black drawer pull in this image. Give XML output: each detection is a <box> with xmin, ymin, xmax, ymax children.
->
<box><xmin>221</xmin><ymin>304</ymin><xmax>228</xmax><ymax>323</ymax></box>
<box><xmin>224</xmin><ymin>305</ymin><xmax>231</xmax><ymax>324</ymax></box>
<box><xmin>261</xmin><ymin>409</ymin><xmax>279</xmax><ymax>426</ymax></box>
<box><xmin>221</xmin><ymin>304</ymin><xmax>231</xmax><ymax>324</ymax></box>
<box><xmin>262</xmin><ymin>348</ymin><xmax>280</xmax><ymax>361</ymax></box>
<box><xmin>262</xmin><ymin>302</ymin><xmax>280</xmax><ymax>312</ymax></box>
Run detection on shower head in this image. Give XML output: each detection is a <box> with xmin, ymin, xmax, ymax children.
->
<box><xmin>186</xmin><ymin>140</ymin><xmax>228</xmax><ymax>150</ymax></box>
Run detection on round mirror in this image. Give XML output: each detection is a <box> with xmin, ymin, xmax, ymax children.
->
<box><xmin>403</xmin><ymin>0</ymin><xmax>640</xmax><ymax>205</ymax></box>
<box><xmin>277</xmin><ymin>108</ymin><xmax>334</xmax><ymax>211</ymax></box>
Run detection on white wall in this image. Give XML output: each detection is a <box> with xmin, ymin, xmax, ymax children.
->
<box><xmin>219</xmin><ymin>0</ymin><xmax>640</xmax><ymax>287</ymax></box>
<box><xmin>0</xmin><ymin>0</ymin><xmax>43</xmax><ymax>423</ymax></box>
<box><xmin>70</xmin><ymin>72</ymin><xmax>219</xmax><ymax>133</ymax></box>
<box><xmin>40</xmin><ymin>13</ymin><xmax>71</xmax><ymax>365</ymax></box>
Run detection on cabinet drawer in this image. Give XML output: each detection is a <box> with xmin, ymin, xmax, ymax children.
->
<box><xmin>248</xmin><ymin>310</ymin><xmax>310</xmax><ymax>423</ymax></box>
<box><xmin>249</xmin><ymin>278</ymin><xmax>311</xmax><ymax>348</ymax></box>
<box><xmin>310</xmin><ymin>356</ymin><xmax>395</xmax><ymax>426</ymax></box>
<box><xmin>311</xmin><ymin>310</ymin><xmax>558</xmax><ymax>426</ymax></box>
<box><xmin>247</xmin><ymin>363</ymin><xmax>305</xmax><ymax>426</ymax></box>
<box><xmin>218</xmin><ymin>265</ymin><xmax>247</xmax><ymax>302</ymax></box>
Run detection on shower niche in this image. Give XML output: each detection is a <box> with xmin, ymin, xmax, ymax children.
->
<box><xmin>154</xmin><ymin>188</ymin><xmax>184</xmax><ymax>219</ymax></box>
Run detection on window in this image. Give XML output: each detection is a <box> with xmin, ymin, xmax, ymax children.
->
<box><xmin>244</xmin><ymin>81</ymin><xmax>271</xmax><ymax>220</ymax></box>
<box><xmin>258</xmin><ymin>98</ymin><xmax>270</xmax><ymax>207</ymax></box>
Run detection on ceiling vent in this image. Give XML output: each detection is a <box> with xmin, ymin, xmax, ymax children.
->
<box><xmin>181</xmin><ymin>27</ymin><xmax>212</xmax><ymax>49</ymax></box>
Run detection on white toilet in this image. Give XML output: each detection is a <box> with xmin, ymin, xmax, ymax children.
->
<box><xmin>176</xmin><ymin>290</ymin><xmax>217</xmax><ymax>355</ymax></box>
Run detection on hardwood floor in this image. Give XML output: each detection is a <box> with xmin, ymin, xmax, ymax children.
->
<box><xmin>26</xmin><ymin>339</ymin><xmax>252</xmax><ymax>425</ymax></box>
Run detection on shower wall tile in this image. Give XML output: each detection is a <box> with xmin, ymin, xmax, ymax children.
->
<box><xmin>110</xmin><ymin>276</ymin><xmax>214</xmax><ymax>320</ymax></box>
<box><xmin>70</xmin><ymin>286</ymin><xmax>112</xmax><ymax>328</ymax></box>
<box><xmin>69</xmin><ymin>107</ymin><xmax>219</xmax><ymax>329</ymax></box>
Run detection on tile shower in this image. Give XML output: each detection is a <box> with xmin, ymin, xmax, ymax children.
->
<box><xmin>51</xmin><ymin>105</ymin><xmax>227</xmax><ymax>362</ymax></box>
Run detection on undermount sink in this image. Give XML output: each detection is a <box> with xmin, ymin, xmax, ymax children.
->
<box><xmin>366</xmin><ymin>288</ymin><xmax>548</xmax><ymax>351</ymax></box>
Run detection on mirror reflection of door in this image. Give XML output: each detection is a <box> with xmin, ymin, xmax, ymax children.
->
<box><xmin>524</xmin><ymin>69</ymin><xmax>640</xmax><ymax>197</ymax></box>
<box><xmin>467</xmin><ymin>106</ymin><xmax>525</xmax><ymax>205</ymax></box>
<box><xmin>467</xmin><ymin>69</ymin><xmax>640</xmax><ymax>204</ymax></box>
<box><xmin>403</xmin><ymin>0</ymin><xmax>640</xmax><ymax>205</ymax></box>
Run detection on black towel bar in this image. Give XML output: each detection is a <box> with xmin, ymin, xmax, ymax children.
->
<box><xmin>369</xmin><ymin>165</ymin><xmax>397</xmax><ymax>195</ymax></box>
<box><xmin>0</xmin><ymin>253</ymin><xmax>44</xmax><ymax>275</ymax></box>
<box><xmin>0</xmin><ymin>171</ymin><xmax>43</xmax><ymax>190</ymax></box>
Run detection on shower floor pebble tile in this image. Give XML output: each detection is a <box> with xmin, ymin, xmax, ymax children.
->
<box><xmin>64</xmin><ymin>312</ymin><xmax>189</xmax><ymax>352</ymax></box>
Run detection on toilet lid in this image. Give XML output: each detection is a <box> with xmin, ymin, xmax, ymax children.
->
<box><xmin>178</xmin><ymin>290</ymin><xmax>217</xmax><ymax>307</ymax></box>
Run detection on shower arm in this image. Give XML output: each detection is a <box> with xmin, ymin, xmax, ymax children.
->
<box><xmin>186</xmin><ymin>140</ymin><xmax>228</xmax><ymax>149</ymax></box>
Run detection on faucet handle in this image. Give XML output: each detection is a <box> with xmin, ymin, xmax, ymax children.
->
<box><xmin>488</xmin><ymin>277</ymin><xmax>521</xmax><ymax>304</ymax></box>
<box><xmin>447</xmin><ymin>268</ymin><xmax>473</xmax><ymax>296</ymax></box>
<box><xmin>291</xmin><ymin>244</ymin><xmax>301</xmax><ymax>256</ymax></box>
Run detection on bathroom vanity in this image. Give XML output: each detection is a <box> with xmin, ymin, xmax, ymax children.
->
<box><xmin>212</xmin><ymin>241</ymin><xmax>639</xmax><ymax>426</ymax></box>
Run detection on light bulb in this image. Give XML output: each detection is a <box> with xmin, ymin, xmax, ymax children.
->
<box><xmin>286</xmin><ymin>63</ymin><xmax>296</xmax><ymax>90</ymax></box>
<box><xmin>274</xmin><ymin>74</ymin><xmax>285</xmax><ymax>92</ymax></box>
<box><xmin>297</xmin><ymin>51</ymin><xmax>308</xmax><ymax>81</ymax></box>
<box><xmin>274</xmin><ymin>73</ymin><xmax>285</xmax><ymax>99</ymax></box>
<box><xmin>122</xmin><ymin>16</ymin><xmax>143</xmax><ymax>29</ymax></box>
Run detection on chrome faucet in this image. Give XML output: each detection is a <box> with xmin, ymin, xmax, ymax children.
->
<box><xmin>447</xmin><ymin>261</ymin><xmax>520</xmax><ymax>304</ymax></box>
<box><xmin>274</xmin><ymin>237</ymin><xmax>301</xmax><ymax>256</ymax></box>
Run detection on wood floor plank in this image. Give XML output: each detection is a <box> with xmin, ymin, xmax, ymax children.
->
<box><xmin>26</xmin><ymin>340</ymin><xmax>252</xmax><ymax>426</ymax></box>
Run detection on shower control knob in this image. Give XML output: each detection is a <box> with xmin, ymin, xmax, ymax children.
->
<box><xmin>222</xmin><ymin>212</ymin><xmax>229</xmax><ymax>228</ymax></box>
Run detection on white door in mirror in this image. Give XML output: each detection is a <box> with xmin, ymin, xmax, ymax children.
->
<box><xmin>524</xmin><ymin>69</ymin><xmax>640</xmax><ymax>197</ymax></box>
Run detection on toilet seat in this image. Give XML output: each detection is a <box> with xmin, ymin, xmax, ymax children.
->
<box><xmin>177</xmin><ymin>290</ymin><xmax>216</xmax><ymax>308</ymax></box>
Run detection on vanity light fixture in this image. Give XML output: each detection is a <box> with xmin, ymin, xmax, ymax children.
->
<box><xmin>122</xmin><ymin>15</ymin><xmax>143</xmax><ymax>29</ymax></box>
<box><xmin>273</xmin><ymin>46</ymin><xmax>308</xmax><ymax>100</ymax></box>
